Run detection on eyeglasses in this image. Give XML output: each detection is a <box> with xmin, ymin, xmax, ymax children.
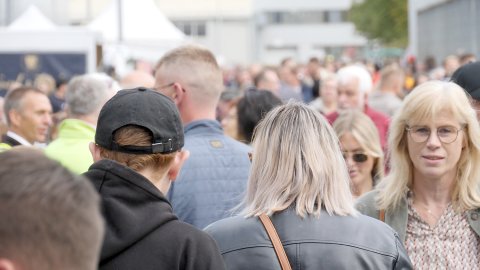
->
<box><xmin>406</xmin><ymin>125</ymin><xmax>465</xmax><ymax>144</ymax></box>
<box><xmin>342</xmin><ymin>152</ymin><xmax>368</xmax><ymax>163</ymax></box>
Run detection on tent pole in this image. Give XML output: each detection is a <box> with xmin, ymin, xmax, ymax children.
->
<box><xmin>118</xmin><ymin>0</ymin><xmax>123</xmax><ymax>42</ymax></box>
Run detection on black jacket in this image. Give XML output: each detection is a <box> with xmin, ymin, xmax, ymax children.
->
<box><xmin>84</xmin><ymin>159</ymin><xmax>226</xmax><ymax>270</ymax></box>
<box><xmin>205</xmin><ymin>207</ymin><xmax>412</xmax><ymax>270</ymax></box>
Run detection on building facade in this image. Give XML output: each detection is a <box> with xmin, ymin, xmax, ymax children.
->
<box><xmin>410</xmin><ymin>0</ymin><xmax>479</xmax><ymax>64</ymax></box>
<box><xmin>0</xmin><ymin>0</ymin><xmax>369</xmax><ymax>65</ymax></box>
<box><xmin>253</xmin><ymin>0</ymin><xmax>367</xmax><ymax>65</ymax></box>
<box><xmin>156</xmin><ymin>0</ymin><xmax>368</xmax><ymax>65</ymax></box>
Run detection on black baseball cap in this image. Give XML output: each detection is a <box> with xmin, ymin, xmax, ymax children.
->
<box><xmin>451</xmin><ymin>61</ymin><xmax>480</xmax><ymax>100</ymax></box>
<box><xmin>95</xmin><ymin>87</ymin><xmax>184</xmax><ymax>154</ymax></box>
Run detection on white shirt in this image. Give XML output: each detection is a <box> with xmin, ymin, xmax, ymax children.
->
<box><xmin>6</xmin><ymin>131</ymin><xmax>32</xmax><ymax>146</ymax></box>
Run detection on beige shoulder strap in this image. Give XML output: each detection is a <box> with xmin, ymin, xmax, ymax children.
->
<box><xmin>379</xmin><ymin>209</ymin><xmax>386</xmax><ymax>222</ymax></box>
<box><xmin>259</xmin><ymin>214</ymin><xmax>292</xmax><ymax>270</ymax></box>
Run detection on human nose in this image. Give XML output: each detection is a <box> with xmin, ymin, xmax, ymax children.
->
<box><xmin>338</xmin><ymin>94</ymin><xmax>347</xmax><ymax>107</ymax></box>
<box><xmin>44</xmin><ymin>114</ymin><xmax>53</xmax><ymax>126</ymax></box>
<box><xmin>343</xmin><ymin>154</ymin><xmax>356</xmax><ymax>167</ymax></box>
<box><xmin>425</xmin><ymin>129</ymin><xmax>441</xmax><ymax>147</ymax></box>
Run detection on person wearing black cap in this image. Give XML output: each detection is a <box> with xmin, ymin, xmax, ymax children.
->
<box><xmin>451</xmin><ymin>60</ymin><xmax>480</xmax><ymax>119</ymax></box>
<box><xmin>83</xmin><ymin>87</ymin><xmax>226</xmax><ymax>270</ymax></box>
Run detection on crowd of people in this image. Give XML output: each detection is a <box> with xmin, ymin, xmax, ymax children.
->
<box><xmin>0</xmin><ymin>45</ymin><xmax>480</xmax><ymax>269</ymax></box>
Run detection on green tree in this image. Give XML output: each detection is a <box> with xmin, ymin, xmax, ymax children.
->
<box><xmin>349</xmin><ymin>0</ymin><xmax>408</xmax><ymax>47</ymax></box>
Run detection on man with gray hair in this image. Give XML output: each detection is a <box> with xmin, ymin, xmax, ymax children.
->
<box><xmin>326</xmin><ymin>65</ymin><xmax>390</xmax><ymax>149</ymax></box>
<box><xmin>1</xmin><ymin>86</ymin><xmax>52</xmax><ymax>149</ymax></box>
<box><xmin>45</xmin><ymin>73</ymin><xmax>117</xmax><ymax>174</ymax></box>
<box><xmin>154</xmin><ymin>45</ymin><xmax>251</xmax><ymax>229</ymax></box>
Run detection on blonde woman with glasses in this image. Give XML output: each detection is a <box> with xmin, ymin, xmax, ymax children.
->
<box><xmin>333</xmin><ymin>110</ymin><xmax>384</xmax><ymax>199</ymax></box>
<box><xmin>205</xmin><ymin>102</ymin><xmax>412</xmax><ymax>269</ymax></box>
<box><xmin>356</xmin><ymin>81</ymin><xmax>480</xmax><ymax>269</ymax></box>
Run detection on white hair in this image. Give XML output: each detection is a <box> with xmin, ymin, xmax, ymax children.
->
<box><xmin>337</xmin><ymin>65</ymin><xmax>373</xmax><ymax>94</ymax></box>
<box><xmin>66</xmin><ymin>73</ymin><xmax>118</xmax><ymax>117</ymax></box>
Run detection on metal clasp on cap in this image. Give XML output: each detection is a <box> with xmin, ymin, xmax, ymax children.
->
<box><xmin>152</xmin><ymin>138</ymin><xmax>173</xmax><ymax>152</ymax></box>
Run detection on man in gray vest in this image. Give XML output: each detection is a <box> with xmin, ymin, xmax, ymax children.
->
<box><xmin>154</xmin><ymin>45</ymin><xmax>251</xmax><ymax>229</ymax></box>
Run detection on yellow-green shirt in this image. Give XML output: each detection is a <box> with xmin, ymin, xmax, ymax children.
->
<box><xmin>45</xmin><ymin>119</ymin><xmax>95</xmax><ymax>174</ymax></box>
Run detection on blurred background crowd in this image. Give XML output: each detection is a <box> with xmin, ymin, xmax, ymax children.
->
<box><xmin>2</xmin><ymin>1</ymin><xmax>480</xmax><ymax>269</ymax></box>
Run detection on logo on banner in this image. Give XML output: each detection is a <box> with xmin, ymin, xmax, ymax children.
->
<box><xmin>23</xmin><ymin>54</ymin><xmax>40</xmax><ymax>71</ymax></box>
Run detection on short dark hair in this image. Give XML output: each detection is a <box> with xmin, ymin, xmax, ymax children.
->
<box><xmin>3</xmin><ymin>86</ymin><xmax>45</xmax><ymax>125</ymax></box>
<box><xmin>253</xmin><ymin>68</ymin><xmax>277</xmax><ymax>88</ymax></box>
<box><xmin>308</xmin><ymin>57</ymin><xmax>320</xmax><ymax>64</ymax></box>
<box><xmin>237</xmin><ymin>90</ymin><xmax>283</xmax><ymax>143</ymax></box>
<box><xmin>0</xmin><ymin>148</ymin><xmax>104</xmax><ymax>270</ymax></box>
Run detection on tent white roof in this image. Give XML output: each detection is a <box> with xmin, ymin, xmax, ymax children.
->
<box><xmin>88</xmin><ymin>0</ymin><xmax>186</xmax><ymax>44</ymax></box>
<box><xmin>88</xmin><ymin>0</ymin><xmax>188</xmax><ymax>73</ymax></box>
<box><xmin>8</xmin><ymin>5</ymin><xmax>56</xmax><ymax>31</ymax></box>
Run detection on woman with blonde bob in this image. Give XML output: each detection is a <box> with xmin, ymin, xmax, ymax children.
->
<box><xmin>333</xmin><ymin>110</ymin><xmax>384</xmax><ymax>198</ymax></box>
<box><xmin>205</xmin><ymin>102</ymin><xmax>412</xmax><ymax>269</ymax></box>
<box><xmin>356</xmin><ymin>81</ymin><xmax>480</xmax><ymax>269</ymax></box>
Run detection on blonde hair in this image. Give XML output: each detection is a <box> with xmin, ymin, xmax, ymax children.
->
<box><xmin>333</xmin><ymin>109</ymin><xmax>384</xmax><ymax>183</ymax></box>
<box><xmin>241</xmin><ymin>102</ymin><xmax>356</xmax><ymax>217</ymax></box>
<box><xmin>155</xmin><ymin>45</ymin><xmax>223</xmax><ymax>107</ymax></box>
<box><xmin>376</xmin><ymin>81</ymin><xmax>480</xmax><ymax>211</ymax></box>
<box><xmin>99</xmin><ymin>125</ymin><xmax>175</xmax><ymax>174</ymax></box>
<box><xmin>34</xmin><ymin>73</ymin><xmax>56</xmax><ymax>95</ymax></box>
<box><xmin>378</xmin><ymin>64</ymin><xmax>404</xmax><ymax>89</ymax></box>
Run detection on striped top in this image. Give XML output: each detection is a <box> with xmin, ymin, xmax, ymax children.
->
<box><xmin>405</xmin><ymin>192</ymin><xmax>480</xmax><ymax>269</ymax></box>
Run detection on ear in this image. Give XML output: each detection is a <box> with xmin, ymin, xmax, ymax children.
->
<box><xmin>363</xmin><ymin>91</ymin><xmax>369</xmax><ymax>106</ymax></box>
<box><xmin>172</xmin><ymin>82</ymin><xmax>186</xmax><ymax>105</ymax></box>
<box><xmin>8</xmin><ymin>110</ymin><xmax>21</xmax><ymax>127</ymax></box>
<box><xmin>89</xmin><ymin>142</ymin><xmax>103</xmax><ymax>162</ymax></box>
<box><xmin>0</xmin><ymin>259</ymin><xmax>17</xmax><ymax>270</ymax></box>
<box><xmin>167</xmin><ymin>150</ymin><xmax>190</xmax><ymax>181</ymax></box>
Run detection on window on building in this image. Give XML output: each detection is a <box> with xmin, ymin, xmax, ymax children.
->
<box><xmin>173</xmin><ymin>20</ymin><xmax>207</xmax><ymax>37</ymax></box>
<box><xmin>266</xmin><ymin>45</ymin><xmax>298</xmax><ymax>51</ymax></box>
<box><xmin>265</xmin><ymin>10</ymin><xmax>346</xmax><ymax>24</ymax></box>
<box><xmin>326</xmin><ymin>10</ymin><xmax>347</xmax><ymax>23</ymax></box>
<box><xmin>183</xmin><ymin>23</ymin><xmax>192</xmax><ymax>36</ymax></box>
<box><xmin>299</xmin><ymin>11</ymin><xmax>326</xmax><ymax>23</ymax></box>
<box><xmin>197</xmin><ymin>23</ymin><xmax>206</xmax><ymax>36</ymax></box>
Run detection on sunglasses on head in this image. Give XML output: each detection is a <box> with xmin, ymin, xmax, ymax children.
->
<box><xmin>342</xmin><ymin>152</ymin><xmax>368</xmax><ymax>163</ymax></box>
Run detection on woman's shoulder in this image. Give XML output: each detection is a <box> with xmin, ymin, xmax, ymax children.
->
<box><xmin>205</xmin><ymin>215</ymin><xmax>256</xmax><ymax>233</ymax></box>
<box><xmin>204</xmin><ymin>215</ymin><xmax>266</xmax><ymax>252</ymax></box>
<box><xmin>355</xmin><ymin>190</ymin><xmax>380</xmax><ymax>219</ymax></box>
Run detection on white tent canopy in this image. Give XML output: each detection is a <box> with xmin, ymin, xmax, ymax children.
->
<box><xmin>88</xmin><ymin>0</ymin><xmax>185</xmax><ymax>43</ymax></box>
<box><xmin>88</xmin><ymin>0</ymin><xmax>187</xmax><ymax>71</ymax></box>
<box><xmin>7</xmin><ymin>5</ymin><xmax>56</xmax><ymax>31</ymax></box>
